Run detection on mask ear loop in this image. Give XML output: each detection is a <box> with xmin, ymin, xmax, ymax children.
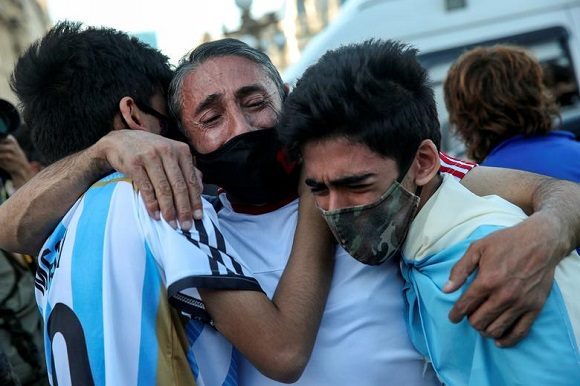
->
<box><xmin>396</xmin><ymin>154</ymin><xmax>423</xmax><ymax>198</ymax></box>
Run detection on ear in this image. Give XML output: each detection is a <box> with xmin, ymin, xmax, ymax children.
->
<box><xmin>412</xmin><ymin>139</ymin><xmax>440</xmax><ymax>187</ymax></box>
<box><xmin>117</xmin><ymin>96</ymin><xmax>145</xmax><ymax>130</ymax></box>
<box><xmin>29</xmin><ymin>161</ymin><xmax>44</xmax><ymax>175</ymax></box>
<box><xmin>282</xmin><ymin>83</ymin><xmax>290</xmax><ymax>100</ymax></box>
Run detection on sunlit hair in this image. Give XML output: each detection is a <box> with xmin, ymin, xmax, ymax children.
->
<box><xmin>444</xmin><ymin>45</ymin><xmax>559</xmax><ymax>163</ymax></box>
<box><xmin>169</xmin><ymin>38</ymin><xmax>285</xmax><ymax>129</ymax></box>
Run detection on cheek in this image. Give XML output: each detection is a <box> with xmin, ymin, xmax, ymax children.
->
<box><xmin>314</xmin><ymin>195</ymin><xmax>330</xmax><ymax>212</ymax></box>
<box><xmin>186</xmin><ymin>127</ymin><xmax>228</xmax><ymax>154</ymax></box>
<box><xmin>251</xmin><ymin>106</ymin><xmax>279</xmax><ymax>128</ymax></box>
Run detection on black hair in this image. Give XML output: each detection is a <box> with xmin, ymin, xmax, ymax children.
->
<box><xmin>169</xmin><ymin>38</ymin><xmax>285</xmax><ymax>123</ymax></box>
<box><xmin>279</xmin><ymin>39</ymin><xmax>440</xmax><ymax>174</ymax></box>
<box><xmin>10</xmin><ymin>21</ymin><xmax>173</xmax><ymax>164</ymax></box>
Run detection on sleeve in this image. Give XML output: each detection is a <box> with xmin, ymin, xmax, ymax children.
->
<box><xmin>438</xmin><ymin>152</ymin><xmax>478</xmax><ymax>181</ymax></box>
<box><xmin>136</xmin><ymin>195</ymin><xmax>263</xmax><ymax>323</ymax></box>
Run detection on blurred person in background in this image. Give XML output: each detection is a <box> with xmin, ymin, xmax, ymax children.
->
<box><xmin>444</xmin><ymin>45</ymin><xmax>580</xmax><ymax>183</ymax></box>
<box><xmin>0</xmin><ymin>98</ymin><xmax>47</xmax><ymax>386</ymax></box>
<box><xmin>0</xmin><ymin>348</ymin><xmax>21</xmax><ymax>386</ymax></box>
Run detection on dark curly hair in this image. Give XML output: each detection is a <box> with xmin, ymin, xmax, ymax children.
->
<box><xmin>444</xmin><ymin>45</ymin><xmax>559</xmax><ymax>163</ymax></box>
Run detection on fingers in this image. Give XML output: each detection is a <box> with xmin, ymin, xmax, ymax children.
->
<box><xmin>448</xmin><ymin>282</ymin><xmax>488</xmax><ymax>323</ymax></box>
<box><xmin>495</xmin><ymin>311</ymin><xmax>537</xmax><ymax>347</ymax></box>
<box><xmin>482</xmin><ymin>306</ymin><xmax>523</xmax><ymax>342</ymax></box>
<box><xmin>444</xmin><ymin>242</ymin><xmax>481</xmax><ymax>293</ymax></box>
<box><xmin>178</xmin><ymin>149</ymin><xmax>203</xmax><ymax>222</ymax></box>
<box><xmin>160</xmin><ymin>146</ymin><xmax>193</xmax><ymax>230</ymax></box>
<box><xmin>465</xmin><ymin>295</ymin><xmax>511</xmax><ymax>337</ymax></box>
<box><xmin>142</xmin><ymin>152</ymin><xmax>177</xmax><ymax>228</ymax></box>
<box><xmin>102</xmin><ymin>130</ymin><xmax>201</xmax><ymax>229</ymax></box>
<box><xmin>132</xmin><ymin>165</ymin><xmax>160</xmax><ymax>221</ymax></box>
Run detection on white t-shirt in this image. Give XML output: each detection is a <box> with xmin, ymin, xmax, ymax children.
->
<box><xmin>217</xmin><ymin>197</ymin><xmax>439</xmax><ymax>386</ymax></box>
<box><xmin>35</xmin><ymin>172</ymin><xmax>260</xmax><ymax>386</ymax></box>
<box><xmin>214</xmin><ymin>157</ymin><xmax>476</xmax><ymax>385</ymax></box>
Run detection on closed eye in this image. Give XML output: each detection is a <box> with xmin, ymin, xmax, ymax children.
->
<box><xmin>243</xmin><ymin>96</ymin><xmax>269</xmax><ymax>110</ymax></box>
<box><xmin>198</xmin><ymin>112</ymin><xmax>222</xmax><ymax>127</ymax></box>
<box><xmin>346</xmin><ymin>183</ymin><xmax>373</xmax><ymax>191</ymax></box>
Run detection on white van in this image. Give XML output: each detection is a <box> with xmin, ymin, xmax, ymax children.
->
<box><xmin>283</xmin><ymin>0</ymin><xmax>580</xmax><ymax>154</ymax></box>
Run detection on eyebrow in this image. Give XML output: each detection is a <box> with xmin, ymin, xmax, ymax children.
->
<box><xmin>305</xmin><ymin>173</ymin><xmax>375</xmax><ymax>189</ymax></box>
<box><xmin>235</xmin><ymin>84</ymin><xmax>269</xmax><ymax>99</ymax></box>
<box><xmin>195</xmin><ymin>93</ymin><xmax>223</xmax><ymax>115</ymax></box>
<box><xmin>194</xmin><ymin>84</ymin><xmax>269</xmax><ymax>116</ymax></box>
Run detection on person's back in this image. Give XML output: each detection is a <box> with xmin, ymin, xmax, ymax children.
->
<box><xmin>37</xmin><ymin>172</ymin><xmax>257</xmax><ymax>385</ymax></box>
<box><xmin>482</xmin><ymin>130</ymin><xmax>580</xmax><ymax>182</ymax></box>
<box><xmin>401</xmin><ymin>174</ymin><xmax>580</xmax><ymax>385</ymax></box>
<box><xmin>445</xmin><ymin>45</ymin><xmax>580</xmax><ymax>184</ymax></box>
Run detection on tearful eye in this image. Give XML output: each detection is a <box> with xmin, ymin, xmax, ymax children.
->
<box><xmin>310</xmin><ymin>186</ymin><xmax>328</xmax><ymax>196</ymax></box>
<box><xmin>199</xmin><ymin>114</ymin><xmax>221</xmax><ymax>127</ymax></box>
<box><xmin>348</xmin><ymin>184</ymin><xmax>373</xmax><ymax>192</ymax></box>
<box><xmin>242</xmin><ymin>93</ymin><xmax>271</xmax><ymax>108</ymax></box>
<box><xmin>245</xmin><ymin>99</ymin><xmax>266</xmax><ymax>108</ymax></box>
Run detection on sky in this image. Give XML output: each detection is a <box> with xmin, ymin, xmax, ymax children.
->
<box><xmin>46</xmin><ymin>0</ymin><xmax>286</xmax><ymax>64</ymax></box>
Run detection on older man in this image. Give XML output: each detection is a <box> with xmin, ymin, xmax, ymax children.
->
<box><xmin>2</xmin><ymin>38</ymin><xmax>580</xmax><ymax>385</ymax></box>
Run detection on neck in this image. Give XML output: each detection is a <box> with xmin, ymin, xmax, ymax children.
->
<box><xmin>417</xmin><ymin>173</ymin><xmax>443</xmax><ymax>213</ymax></box>
<box><xmin>226</xmin><ymin>190</ymin><xmax>298</xmax><ymax>214</ymax></box>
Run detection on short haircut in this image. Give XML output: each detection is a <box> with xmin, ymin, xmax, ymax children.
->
<box><xmin>11</xmin><ymin>21</ymin><xmax>173</xmax><ymax>164</ymax></box>
<box><xmin>444</xmin><ymin>45</ymin><xmax>559</xmax><ymax>163</ymax></box>
<box><xmin>279</xmin><ymin>39</ymin><xmax>440</xmax><ymax>174</ymax></box>
<box><xmin>169</xmin><ymin>38</ymin><xmax>285</xmax><ymax>124</ymax></box>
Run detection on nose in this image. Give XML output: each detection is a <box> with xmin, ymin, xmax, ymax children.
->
<box><xmin>324</xmin><ymin>191</ymin><xmax>347</xmax><ymax>212</ymax></box>
<box><xmin>228</xmin><ymin>106</ymin><xmax>253</xmax><ymax>138</ymax></box>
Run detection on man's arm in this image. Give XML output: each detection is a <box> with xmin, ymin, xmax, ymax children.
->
<box><xmin>448</xmin><ymin>166</ymin><xmax>580</xmax><ymax>346</ymax></box>
<box><xmin>199</xmin><ymin>190</ymin><xmax>335</xmax><ymax>383</ymax></box>
<box><xmin>0</xmin><ymin>130</ymin><xmax>202</xmax><ymax>255</ymax></box>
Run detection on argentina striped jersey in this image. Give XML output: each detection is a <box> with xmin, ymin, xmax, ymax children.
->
<box><xmin>35</xmin><ymin>172</ymin><xmax>261</xmax><ymax>386</ymax></box>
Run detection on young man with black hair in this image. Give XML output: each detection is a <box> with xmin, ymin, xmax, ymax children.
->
<box><xmin>279</xmin><ymin>39</ymin><xmax>580</xmax><ymax>385</ymax></box>
<box><xmin>10</xmin><ymin>22</ymin><xmax>335</xmax><ymax>385</ymax></box>
<box><xmin>3</xmin><ymin>37</ymin><xmax>580</xmax><ymax>385</ymax></box>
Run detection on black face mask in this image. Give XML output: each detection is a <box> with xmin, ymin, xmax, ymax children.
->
<box><xmin>194</xmin><ymin>129</ymin><xmax>300</xmax><ymax>205</ymax></box>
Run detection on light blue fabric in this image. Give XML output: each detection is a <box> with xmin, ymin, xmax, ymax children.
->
<box><xmin>401</xmin><ymin>225</ymin><xmax>580</xmax><ymax>386</ymax></box>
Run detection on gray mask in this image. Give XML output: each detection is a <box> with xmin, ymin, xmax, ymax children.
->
<box><xmin>320</xmin><ymin>181</ymin><xmax>421</xmax><ymax>265</ymax></box>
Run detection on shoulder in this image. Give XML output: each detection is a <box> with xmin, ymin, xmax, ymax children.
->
<box><xmin>439</xmin><ymin>152</ymin><xmax>478</xmax><ymax>181</ymax></box>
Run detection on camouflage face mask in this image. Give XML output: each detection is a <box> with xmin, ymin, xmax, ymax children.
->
<box><xmin>320</xmin><ymin>181</ymin><xmax>421</xmax><ymax>265</ymax></box>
